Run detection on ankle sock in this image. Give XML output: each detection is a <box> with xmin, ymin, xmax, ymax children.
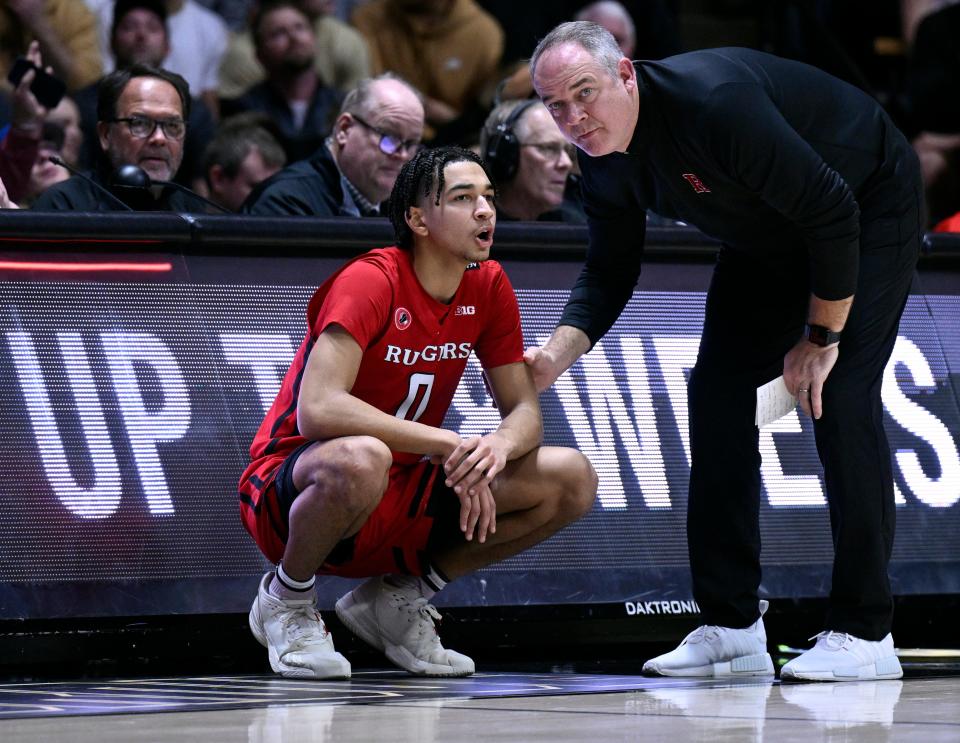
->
<box><xmin>418</xmin><ymin>563</ymin><xmax>450</xmax><ymax>599</ymax></box>
<box><xmin>270</xmin><ymin>562</ymin><xmax>315</xmax><ymax>601</ymax></box>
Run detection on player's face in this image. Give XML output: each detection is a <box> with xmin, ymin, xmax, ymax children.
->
<box><xmin>534</xmin><ymin>42</ymin><xmax>638</xmax><ymax>157</ymax></box>
<box><xmin>416</xmin><ymin>160</ymin><xmax>496</xmax><ymax>263</ymax></box>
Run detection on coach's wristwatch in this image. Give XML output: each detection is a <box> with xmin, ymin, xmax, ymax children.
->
<box><xmin>805</xmin><ymin>323</ymin><xmax>842</xmax><ymax>347</ymax></box>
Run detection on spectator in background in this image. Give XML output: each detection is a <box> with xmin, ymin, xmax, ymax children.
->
<box><xmin>219</xmin><ymin>0</ymin><xmax>370</xmax><ymax>100</ymax></box>
<box><xmin>204</xmin><ymin>115</ymin><xmax>286</xmax><ymax>212</ymax></box>
<box><xmin>0</xmin><ymin>0</ymin><xmax>102</xmax><ymax>91</ymax></box>
<box><xmin>0</xmin><ymin>173</ymin><xmax>18</xmax><ymax>208</ymax></box>
<box><xmin>496</xmin><ymin>1</ymin><xmax>678</xmax><ymax>65</ymax></box>
<box><xmin>45</xmin><ymin>95</ymin><xmax>84</xmax><ymax>167</ymax></box>
<box><xmin>33</xmin><ymin>64</ymin><xmax>209</xmax><ymax>212</ymax></box>
<box><xmin>161</xmin><ymin>0</ymin><xmax>228</xmax><ymax>116</ymax></box>
<box><xmin>905</xmin><ymin>1</ymin><xmax>960</xmax><ymax>227</ymax></box>
<box><xmin>74</xmin><ymin>0</ymin><xmax>215</xmax><ymax>192</ymax></box>
<box><xmin>243</xmin><ymin>74</ymin><xmax>423</xmax><ymax>216</ymax></box>
<box><xmin>88</xmin><ymin>0</ymin><xmax>228</xmax><ymax>117</ymax></box>
<box><xmin>352</xmin><ymin>0</ymin><xmax>503</xmax><ymax>143</ymax></box>
<box><xmin>193</xmin><ymin>0</ymin><xmax>256</xmax><ymax>31</ymax></box>
<box><xmin>222</xmin><ymin>1</ymin><xmax>341</xmax><ymax>163</ymax></box>
<box><xmin>480</xmin><ymin>99</ymin><xmax>583</xmax><ymax>223</ymax></box>
<box><xmin>0</xmin><ymin>40</ymin><xmax>80</xmax><ymax>204</ymax></box>
<box><xmin>19</xmin><ymin>120</ymin><xmax>69</xmax><ymax>205</ymax></box>
<box><xmin>575</xmin><ymin>1</ymin><xmax>636</xmax><ymax>58</ymax></box>
<box><xmin>0</xmin><ymin>40</ymin><xmax>47</xmax><ymax>204</ymax></box>
<box><xmin>495</xmin><ymin>0</ymin><xmax>649</xmax><ymax>104</ymax></box>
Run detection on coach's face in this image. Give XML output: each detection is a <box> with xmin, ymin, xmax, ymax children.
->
<box><xmin>533</xmin><ymin>41</ymin><xmax>639</xmax><ymax>157</ymax></box>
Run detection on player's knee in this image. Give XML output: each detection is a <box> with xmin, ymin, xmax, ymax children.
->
<box><xmin>332</xmin><ymin>435</ymin><xmax>392</xmax><ymax>493</ymax></box>
<box><xmin>553</xmin><ymin>450</ymin><xmax>598</xmax><ymax>522</ymax></box>
<box><xmin>301</xmin><ymin>436</ymin><xmax>391</xmax><ymax>512</ymax></box>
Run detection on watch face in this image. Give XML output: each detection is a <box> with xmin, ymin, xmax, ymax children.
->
<box><xmin>806</xmin><ymin>324</ymin><xmax>839</xmax><ymax>346</ymax></box>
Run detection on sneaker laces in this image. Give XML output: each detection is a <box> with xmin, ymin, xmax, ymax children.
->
<box><xmin>683</xmin><ymin>624</ymin><xmax>724</xmax><ymax>645</ymax></box>
<box><xmin>810</xmin><ymin>630</ymin><xmax>855</xmax><ymax>650</ymax></box>
<box><xmin>278</xmin><ymin>602</ymin><xmax>330</xmax><ymax>650</ymax></box>
<box><xmin>388</xmin><ymin>591</ymin><xmax>445</xmax><ymax>655</ymax></box>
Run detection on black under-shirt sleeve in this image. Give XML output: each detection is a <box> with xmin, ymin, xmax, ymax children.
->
<box><xmin>703</xmin><ymin>83</ymin><xmax>860</xmax><ymax>300</ymax></box>
<box><xmin>559</xmin><ymin>161</ymin><xmax>646</xmax><ymax>346</ymax></box>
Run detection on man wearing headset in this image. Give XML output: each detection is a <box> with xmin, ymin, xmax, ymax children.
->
<box><xmin>480</xmin><ymin>99</ymin><xmax>584</xmax><ymax>223</ymax></box>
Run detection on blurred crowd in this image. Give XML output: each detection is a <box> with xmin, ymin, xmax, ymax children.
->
<box><xmin>1</xmin><ymin>0</ymin><xmax>960</xmax><ymax>232</ymax></box>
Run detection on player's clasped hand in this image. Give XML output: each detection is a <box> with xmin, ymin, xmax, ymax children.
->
<box><xmin>443</xmin><ymin>434</ymin><xmax>510</xmax><ymax>543</ymax></box>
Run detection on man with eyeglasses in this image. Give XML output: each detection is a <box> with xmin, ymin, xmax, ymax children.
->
<box><xmin>34</xmin><ymin>64</ymin><xmax>208</xmax><ymax>211</ymax></box>
<box><xmin>480</xmin><ymin>99</ymin><xmax>584</xmax><ymax>223</ymax></box>
<box><xmin>72</xmin><ymin>0</ymin><xmax>216</xmax><ymax>194</ymax></box>
<box><xmin>243</xmin><ymin>74</ymin><xmax>424</xmax><ymax>217</ymax></box>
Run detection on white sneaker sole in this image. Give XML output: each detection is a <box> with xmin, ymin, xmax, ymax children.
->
<box><xmin>249</xmin><ymin>598</ymin><xmax>351</xmax><ymax>680</ymax></box>
<box><xmin>781</xmin><ymin>655</ymin><xmax>903</xmax><ymax>682</ymax></box>
<box><xmin>643</xmin><ymin>652</ymin><xmax>775</xmax><ymax>678</ymax></box>
<box><xmin>335</xmin><ymin>590</ymin><xmax>474</xmax><ymax>678</ymax></box>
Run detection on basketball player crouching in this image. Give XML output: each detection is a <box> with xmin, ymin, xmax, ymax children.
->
<box><xmin>238</xmin><ymin>146</ymin><xmax>598</xmax><ymax>679</ymax></box>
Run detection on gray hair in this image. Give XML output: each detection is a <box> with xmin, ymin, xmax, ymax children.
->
<box><xmin>530</xmin><ymin>21</ymin><xmax>623</xmax><ymax>81</ymax></box>
<box><xmin>338</xmin><ymin>72</ymin><xmax>421</xmax><ymax>119</ymax></box>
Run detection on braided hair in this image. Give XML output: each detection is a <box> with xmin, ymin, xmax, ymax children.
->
<box><xmin>388</xmin><ymin>146</ymin><xmax>496</xmax><ymax>250</ymax></box>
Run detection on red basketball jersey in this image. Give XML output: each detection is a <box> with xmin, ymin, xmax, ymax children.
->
<box><xmin>245</xmin><ymin>246</ymin><xmax>523</xmax><ymax>470</ymax></box>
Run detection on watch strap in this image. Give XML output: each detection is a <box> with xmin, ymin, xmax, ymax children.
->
<box><xmin>805</xmin><ymin>323</ymin><xmax>842</xmax><ymax>347</ymax></box>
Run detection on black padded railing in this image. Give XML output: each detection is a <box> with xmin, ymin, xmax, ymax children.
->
<box><xmin>1</xmin><ymin>211</ymin><xmax>958</xmax><ymax>265</ymax></box>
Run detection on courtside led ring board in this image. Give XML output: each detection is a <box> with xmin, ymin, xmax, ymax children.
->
<box><xmin>0</xmin><ymin>245</ymin><xmax>957</xmax><ymax>620</ymax></box>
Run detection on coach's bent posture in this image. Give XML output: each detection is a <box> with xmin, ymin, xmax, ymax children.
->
<box><xmin>527</xmin><ymin>22</ymin><xmax>922</xmax><ymax>682</ymax></box>
<box><xmin>239</xmin><ymin>146</ymin><xmax>597</xmax><ymax>679</ymax></box>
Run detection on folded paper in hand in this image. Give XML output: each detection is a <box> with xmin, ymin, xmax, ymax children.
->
<box><xmin>755</xmin><ymin>375</ymin><xmax>798</xmax><ymax>427</ymax></box>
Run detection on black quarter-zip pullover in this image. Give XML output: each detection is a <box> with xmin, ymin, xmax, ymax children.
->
<box><xmin>564</xmin><ymin>48</ymin><xmax>918</xmax><ymax>344</ymax></box>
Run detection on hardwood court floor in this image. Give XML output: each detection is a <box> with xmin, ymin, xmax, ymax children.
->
<box><xmin>0</xmin><ymin>671</ymin><xmax>958</xmax><ymax>742</ymax></box>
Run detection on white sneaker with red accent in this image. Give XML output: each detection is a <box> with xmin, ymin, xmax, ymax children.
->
<box><xmin>336</xmin><ymin>575</ymin><xmax>474</xmax><ymax>677</ymax></box>
<box><xmin>642</xmin><ymin>600</ymin><xmax>775</xmax><ymax>677</ymax></box>
<box><xmin>780</xmin><ymin>631</ymin><xmax>902</xmax><ymax>682</ymax></box>
<box><xmin>249</xmin><ymin>572</ymin><xmax>351</xmax><ymax>680</ymax></box>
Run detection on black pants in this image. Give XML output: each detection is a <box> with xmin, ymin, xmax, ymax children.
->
<box><xmin>687</xmin><ymin>211</ymin><xmax>921</xmax><ymax>640</ymax></box>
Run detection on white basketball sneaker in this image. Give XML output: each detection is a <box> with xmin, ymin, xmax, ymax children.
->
<box><xmin>642</xmin><ymin>600</ymin><xmax>775</xmax><ymax>677</ymax></box>
<box><xmin>249</xmin><ymin>572</ymin><xmax>351</xmax><ymax>680</ymax></box>
<box><xmin>335</xmin><ymin>575</ymin><xmax>475</xmax><ymax>677</ymax></box>
<box><xmin>780</xmin><ymin>631</ymin><xmax>902</xmax><ymax>682</ymax></box>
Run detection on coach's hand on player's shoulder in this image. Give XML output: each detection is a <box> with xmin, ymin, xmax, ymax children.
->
<box><xmin>523</xmin><ymin>346</ymin><xmax>562</xmax><ymax>392</ymax></box>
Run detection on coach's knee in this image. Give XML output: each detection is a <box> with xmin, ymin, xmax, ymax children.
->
<box><xmin>551</xmin><ymin>450</ymin><xmax>598</xmax><ymax>524</ymax></box>
<box><xmin>301</xmin><ymin>436</ymin><xmax>392</xmax><ymax>515</ymax></box>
